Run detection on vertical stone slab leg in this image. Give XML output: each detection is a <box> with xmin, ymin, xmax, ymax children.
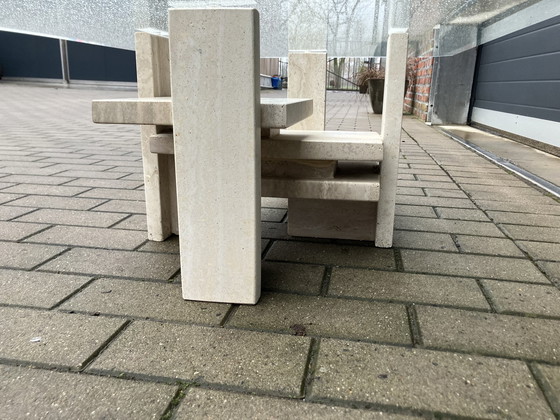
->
<box><xmin>135</xmin><ymin>32</ymin><xmax>175</xmax><ymax>241</ymax></box>
<box><xmin>169</xmin><ymin>9</ymin><xmax>261</xmax><ymax>304</ymax></box>
<box><xmin>375</xmin><ymin>32</ymin><xmax>409</xmax><ymax>248</ymax></box>
<box><xmin>286</xmin><ymin>51</ymin><xmax>329</xmax><ymax>236</ymax></box>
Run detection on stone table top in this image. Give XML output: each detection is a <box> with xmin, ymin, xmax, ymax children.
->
<box><xmin>92</xmin><ymin>97</ymin><xmax>313</xmax><ymax>129</ymax></box>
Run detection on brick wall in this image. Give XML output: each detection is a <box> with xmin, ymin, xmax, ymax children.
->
<box><xmin>403</xmin><ymin>30</ymin><xmax>436</xmax><ymax>122</ymax></box>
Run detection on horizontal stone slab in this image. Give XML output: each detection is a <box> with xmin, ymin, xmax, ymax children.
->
<box><xmin>92</xmin><ymin>97</ymin><xmax>313</xmax><ymax>129</ymax></box>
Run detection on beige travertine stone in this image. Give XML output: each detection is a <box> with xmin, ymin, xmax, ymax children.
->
<box><xmin>376</xmin><ymin>32</ymin><xmax>409</xmax><ymax>247</ymax></box>
<box><xmin>169</xmin><ymin>8</ymin><xmax>261</xmax><ymax>304</ymax></box>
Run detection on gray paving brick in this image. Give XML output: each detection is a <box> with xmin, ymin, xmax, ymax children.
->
<box><xmin>395</xmin><ymin>216</ymin><xmax>504</xmax><ymax>237</ymax></box>
<box><xmin>25</xmin><ymin>225</ymin><xmax>148</xmax><ymax>250</ymax></box>
<box><xmin>394</xmin><ymin>204</ymin><xmax>437</xmax><ymax>218</ymax></box>
<box><xmin>0</xmin><ymin>306</ymin><xmax>125</xmax><ymax>368</ymax></box>
<box><xmin>455</xmin><ymin>235</ymin><xmax>525</xmax><ymax>257</ymax></box>
<box><xmin>416</xmin><ymin>174</ymin><xmax>453</xmax><ymax>182</ymax></box>
<box><xmin>518</xmin><ymin>241</ymin><xmax>560</xmax><ymax>261</ymax></box>
<box><xmin>0</xmin><ymin>221</ymin><xmax>49</xmax><ymax>241</ymax></box>
<box><xmin>538</xmin><ymin>261</ymin><xmax>560</xmax><ymax>282</ymax></box>
<box><xmin>474</xmin><ymin>200</ymin><xmax>560</xmax><ymax>215</ymax></box>
<box><xmin>0</xmin><ymin>205</ymin><xmax>35</xmax><ymax>220</ymax></box>
<box><xmin>7</xmin><ymin>195</ymin><xmax>106</xmax><ymax>210</ymax></box>
<box><xmin>0</xmin><ymin>175</ymin><xmax>74</xmax><ymax>185</ymax></box>
<box><xmin>15</xmin><ymin>208</ymin><xmax>128</xmax><ymax>227</ymax></box>
<box><xmin>401</xmin><ymin>250</ymin><xmax>549</xmax><ymax>283</ymax></box>
<box><xmin>267</xmin><ymin>241</ymin><xmax>396</xmax><ymax>270</ymax></box>
<box><xmin>261</xmin><ymin>221</ymin><xmax>289</xmax><ymax>240</ymax></box>
<box><xmin>60</xmin><ymin>278</ymin><xmax>229</xmax><ymax>324</ymax></box>
<box><xmin>0</xmin><ymin>193</ymin><xmax>23</xmax><ymax>204</ymax></box>
<box><xmin>435</xmin><ymin>207</ymin><xmax>490</xmax><ymax>221</ymax></box>
<box><xmin>0</xmin><ymin>365</ymin><xmax>175</xmax><ymax>419</ymax></box>
<box><xmin>89</xmin><ymin>321</ymin><xmax>310</xmax><ymax>396</ymax></box>
<box><xmin>396</xmin><ymin>195</ymin><xmax>476</xmax><ymax>208</ymax></box>
<box><xmin>0</xmin><ymin>269</ymin><xmax>90</xmax><ymax>308</ymax></box>
<box><xmin>462</xmin><ymin>184</ymin><xmax>544</xmax><ymax>195</ymax></box>
<box><xmin>502</xmin><ymin>225</ymin><xmax>560</xmax><ymax>243</ymax></box>
<box><xmin>176</xmin><ymin>388</ymin><xmax>415</xmax><ymax>419</ymax></box>
<box><xmin>97</xmin><ymin>160</ymin><xmax>142</xmax><ymax>168</ymax></box>
<box><xmin>49</xmin><ymin>164</ymin><xmax>117</xmax><ymax>173</ymax></box>
<box><xmin>533</xmin><ymin>364</ymin><xmax>560</xmax><ymax>416</ymax></box>
<box><xmin>329</xmin><ymin>268</ymin><xmax>490</xmax><ymax>310</ymax></box>
<box><xmin>112</xmin><ymin>214</ymin><xmax>147</xmax><ymax>231</ymax></box>
<box><xmin>468</xmin><ymin>191</ymin><xmax>556</xmax><ymax>205</ymax></box>
<box><xmin>393</xmin><ymin>230</ymin><xmax>457</xmax><ymax>252</ymax></box>
<box><xmin>417</xmin><ymin>306</ymin><xmax>560</xmax><ymax>363</ymax></box>
<box><xmin>481</xmin><ymin>280</ymin><xmax>560</xmax><ymax>317</ymax></box>
<box><xmin>398</xmin><ymin>180</ymin><xmax>456</xmax><ymax>189</ymax></box>
<box><xmin>452</xmin><ymin>176</ymin><xmax>530</xmax><ymax>187</ymax></box>
<box><xmin>488</xmin><ymin>211</ymin><xmax>560</xmax><ymax>228</ymax></box>
<box><xmin>1</xmin><ymin>184</ymin><xmax>90</xmax><ymax>197</ymax></box>
<box><xmin>78</xmin><ymin>187</ymin><xmax>146</xmax><ymax>201</ymax></box>
<box><xmin>424</xmin><ymin>188</ymin><xmax>468</xmax><ymax>199</ymax></box>
<box><xmin>92</xmin><ymin>199</ymin><xmax>146</xmax><ymax>214</ymax></box>
<box><xmin>396</xmin><ymin>187</ymin><xmax>425</xmax><ymax>196</ymax></box>
<box><xmin>138</xmin><ymin>236</ymin><xmax>178</xmax><ymax>253</ymax></box>
<box><xmin>0</xmin><ymin>181</ymin><xmax>15</xmax><ymax>190</ymax></box>
<box><xmin>229</xmin><ymin>293</ymin><xmax>410</xmax><ymax>344</ymax></box>
<box><xmin>38</xmin><ymin>157</ymin><xmax>103</xmax><ymax>165</ymax></box>
<box><xmin>0</xmin><ymin>242</ymin><xmax>66</xmax><ymax>269</ymax></box>
<box><xmin>311</xmin><ymin>339</ymin><xmax>553</xmax><ymax>419</ymax></box>
<box><xmin>0</xmin><ymin>167</ymin><xmax>62</xmax><ymax>176</ymax></box>
<box><xmin>262</xmin><ymin>208</ymin><xmax>287</xmax><ymax>222</ymax></box>
<box><xmin>41</xmin><ymin>248</ymin><xmax>179</xmax><ymax>280</ymax></box>
<box><xmin>65</xmin><ymin>178</ymin><xmax>143</xmax><ymax>189</ymax></box>
<box><xmin>262</xmin><ymin>261</ymin><xmax>324</xmax><ymax>294</ymax></box>
<box><xmin>54</xmin><ymin>170</ymin><xmax>132</xmax><ymax>180</ymax></box>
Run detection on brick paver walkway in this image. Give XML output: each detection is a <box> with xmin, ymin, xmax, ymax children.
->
<box><xmin>1</xmin><ymin>83</ymin><xmax>559</xmax><ymax>419</ymax></box>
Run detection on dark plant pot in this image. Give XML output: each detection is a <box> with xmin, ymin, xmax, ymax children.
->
<box><xmin>368</xmin><ymin>79</ymin><xmax>384</xmax><ymax>114</ymax></box>
<box><xmin>359</xmin><ymin>83</ymin><xmax>368</xmax><ymax>94</ymax></box>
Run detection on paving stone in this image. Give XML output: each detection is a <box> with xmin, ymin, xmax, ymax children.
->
<box><xmin>0</xmin><ymin>269</ymin><xmax>90</xmax><ymax>308</ymax></box>
<box><xmin>481</xmin><ymin>280</ymin><xmax>560</xmax><ymax>317</ymax></box>
<box><xmin>0</xmin><ymin>365</ymin><xmax>175</xmax><ymax>419</ymax></box>
<box><xmin>329</xmin><ymin>268</ymin><xmax>490</xmax><ymax>310</ymax></box>
<box><xmin>538</xmin><ymin>261</ymin><xmax>560</xmax><ymax>282</ymax></box>
<box><xmin>417</xmin><ymin>306</ymin><xmax>560</xmax><ymax>363</ymax></box>
<box><xmin>78</xmin><ymin>188</ymin><xmax>146</xmax><ymax>201</ymax></box>
<box><xmin>461</xmin><ymin>184</ymin><xmax>544</xmax><ymax>195</ymax></box>
<box><xmin>41</xmin><ymin>248</ymin><xmax>179</xmax><ymax>280</ymax></box>
<box><xmin>416</xmin><ymin>174</ymin><xmax>453</xmax><ymax>182</ymax></box>
<box><xmin>229</xmin><ymin>293</ymin><xmax>410</xmax><ymax>344</ymax></box>
<box><xmin>395</xmin><ymin>195</ymin><xmax>476</xmax><ymax>209</ymax></box>
<box><xmin>393</xmin><ymin>230</ymin><xmax>457</xmax><ymax>252</ymax></box>
<box><xmin>0</xmin><ymin>193</ymin><xmax>23</xmax><ymax>204</ymax></box>
<box><xmin>1</xmin><ymin>184</ymin><xmax>90</xmax><ymax>197</ymax></box>
<box><xmin>138</xmin><ymin>236</ymin><xmax>179</xmax><ymax>253</ymax></box>
<box><xmin>267</xmin><ymin>241</ymin><xmax>396</xmax><ymax>270</ymax></box>
<box><xmin>455</xmin><ymin>235</ymin><xmax>525</xmax><ymax>257</ymax></box>
<box><xmin>395</xmin><ymin>216</ymin><xmax>503</xmax><ymax>237</ymax></box>
<box><xmin>0</xmin><ymin>242</ymin><xmax>66</xmax><ymax>270</ymax></box>
<box><xmin>394</xmin><ymin>204</ymin><xmax>437</xmax><ymax>218</ymax></box>
<box><xmin>65</xmin><ymin>178</ymin><xmax>143</xmax><ymax>189</ymax></box>
<box><xmin>398</xmin><ymin>180</ymin><xmax>456</xmax><ymax>189</ymax></box>
<box><xmin>92</xmin><ymin>199</ymin><xmax>146</xmax><ymax>214</ymax></box>
<box><xmin>261</xmin><ymin>197</ymin><xmax>288</xmax><ymax>208</ymax></box>
<box><xmin>0</xmin><ymin>167</ymin><xmax>62</xmax><ymax>176</ymax></box>
<box><xmin>38</xmin><ymin>157</ymin><xmax>103</xmax><ymax>165</ymax></box>
<box><xmin>474</xmin><ymin>200</ymin><xmax>560</xmax><ymax>215</ymax></box>
<box><xmin>0</xmin><ymin>306</ymin><xmax>125</xmax><ymax>368</ymax></box>
<box><xmin>502</xmin><ymin>225</ymin><xmax>560</xmax><ymax>244</ymax></box>
<box><xmin>112</xmin><ymin>214</ymin><xmax>147</xmax><ymax>231</ymax></box>
<box><xmin>467</xmin><ymin>191</ymin><xmax>556</xmax><ymax>205</ymax></box>
<box><xmin>176</xmin><ymin>388</ymin><xmax>415</xmax><ymax>419</ymax></box>
<box><xmin>424</xmin><ymin>188</ymin><xmax>468</xmax><ymax>199</ymax></box>
<box><xmin>488</xmin><ymin>211</ymin><xmax>560</xmax><ymax>228</ymax></box>
<box><xmin>518</xmin><ymin>241</ymin><xmax>560</xmax><ymax>261</ymax></box>
<box><xmin>262</xmin><ymin>208</ymin><xmax>287</xmax><ymax>222</ymax></box>
<box><xmin>56</xmin><ymin>170</ymin><xmax>133</xmax><ymax>179</ymax></box>
<box><xmin>396</xmin><ymin>187</ymin><xmax>425</xmax><ymax>196</ymax></box>
<box><xmin>533</xmin><ymin>364</ymin><xmax>560</xmax><ymax>416</ymax></box>
<box><xmin>435</xmin><ymin>207</ymin><xmax>490</xmax><ymax>221</ymax></box>
<box><xmin>89</xmin><ymin>321</ymin><xmax>310</xmax><ymax>396</ymax></box>
<box><xmin>25</xmin><ymin>225</ymin><xmax>148</xmax><ymax>250</ymax></box>
<box><xmin>262</xmin><ymin>261</ymin><xmax>324</xmax><ymax>294</ymax></box>
<box><xmin>43</xmin><ymin>164</ymin><xmax>117</xmax><ymax>173</ymax></box>
<box><xmin>0</xmin><ymin>221</ymin><xmax>49</xmax><ymax>241</ymax></box>
<box><xmin>60</xmin><ymin>278</ymin><xmax>228</xmax><ymax>324</ymax></box>
<box><xmin>401</xmin><ymin>250</ymin><xmax>549</xmax><ymax>283</ymax></box>
<box><xmin>452</xmin><ymin>176</ymin><xmax>530</xmax><ymax>187</ymax></box>
<box><xmin>6</xmin><ymin>195</ymin><xmax>106</xmax><ymax>210</ymax></box>
<box><xmin>97</xmin><ymin>160</ymin><xmax>142</xmax><ymax>168</ymax></box>
<box><xmin>15</xmin><ymin>208</ymin><xmax>127</xmax><ymax>228</ymax></box>
<box><xmin>0</xmin><ymin>205</ymin><xmax>35</xmax><ymax>220</ymax></box>
<box><xmin>311</xmin><ymin>339</ymin><xmax>553</xmax><ymax>419</ymax></box>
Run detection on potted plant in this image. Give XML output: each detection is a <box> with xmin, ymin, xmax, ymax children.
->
<box><xmin>356</xmin><ymin>59</ymin><xmax>416</xmax><ymax>114</ymax></box>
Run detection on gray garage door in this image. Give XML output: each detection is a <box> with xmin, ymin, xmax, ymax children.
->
<box><xmin>470</xmin><ymin>14</ymin><xmax>560</xmax><ymax>148</ymax></box>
